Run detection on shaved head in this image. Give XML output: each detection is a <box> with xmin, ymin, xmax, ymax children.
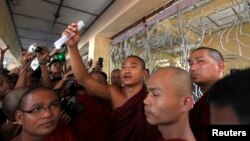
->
<box><xmin>150</xmin><ymin>67</ymin><xmax>192</xmax><ymax>97</ymax></box>
<box><xmin>144</xmin><ymin>66</ymin><xmax>194</xmax><ymax>127</ymax></box>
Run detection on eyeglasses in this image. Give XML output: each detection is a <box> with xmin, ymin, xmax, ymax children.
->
<box><xmin>19</xmin><ymin>102</ymin><xmax>61</xmax><ymax>116</ymax></box>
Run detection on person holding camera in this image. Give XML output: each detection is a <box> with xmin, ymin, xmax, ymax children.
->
<box><xmin>31</xmin><ymin>46</ymin><xmax>52</xmax><ymax>88</ymax></box>
<box><xmin>52</xmin><ymin>70</ymin><xmax>85</xmax><ymax>125</ymax></box>
<box><xmin>91</xmin><ymin>57</ymin><xmax>103</xmax><ymax>72</ymax></box>
<box><xmin>48</xmin><ymin>59</ymin><xmax>64</xmax><ymax>85</ymax></box>
<box><xmin>62</xmin><ymin>22</ymin><xmax>160</xmax><ymax>141</ymax></box>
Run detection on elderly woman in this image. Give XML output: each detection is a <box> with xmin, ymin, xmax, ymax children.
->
<box><xmin>3</xmin><ymin>86</ymin><xmax>76</xmax><ymax>141</ymax></box>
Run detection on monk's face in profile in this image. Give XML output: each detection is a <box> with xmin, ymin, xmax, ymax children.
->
<box><xmin>144</xmin><ymin>70</ymin><xmax>182</xmax><ymax>125</ymax></box>
<box><xmin>15</xmin><ymin>89</ymin><xmax>61</xmax><ymax>137</ymax></box>
<box><xmin>121</xmin><ymin>57</ymin><xmax>146</xmax><ymax>86</ymax></box>
<box><xmin>189</xmin><ymin>49</ymin><xmax>222</xmax><ymax>86</ymax></box>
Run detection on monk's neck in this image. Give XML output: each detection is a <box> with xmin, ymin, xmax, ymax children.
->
<box><xmin>123</xmin><ymin>84</ymin><xmax>143</xmax><ymax>99</ymax></box>
<box><xmin>199</xmin><ymin>77</ymin><xmax>222</xmax><ymax>93</ymax></box>
<box><xmin>158</xmin><ymin>116</ymin><xmax>195</xmax><ymax>141</ymax></box>
<box><xmin>17</xmin><ymin>132</ymin><xmax>46</xmax><ymax>141</ymax></box>
<box><xmin>200</xmin><ymin>82</ymin><xmax>215</xmax><ymax>94</ymax></box>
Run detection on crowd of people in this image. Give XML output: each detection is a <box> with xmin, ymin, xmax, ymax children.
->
<box><xmin>0</xmin><ymin>22</ymin><xmax>249</xmax><ymax>141</ymax></box>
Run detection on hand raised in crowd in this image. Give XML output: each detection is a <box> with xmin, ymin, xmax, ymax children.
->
<box><xmin>0</xmin><ymin>45</ymin><xmax>9</xmax><ymax>57</ymax></box>
<box><xmin>62</xmin><ymin>22</ymin><xmax>81</xmax><ymax>48</ymax></box>
<box><xmin>20</xmin><ymin>51</ymin><xmax>36</xmax><ymax>68</ymax></box>
<box><xmin>63</xmin><ymin>70</ymin><xmax>74</xmax><ymax>82</ymax></box>
<box><xmin>61</xmin><ymin>111</ymin><xmax>71</xmax><ymax>124</ymax></box>
<box><xmin>93</xmin><ymin>60</ymin><xmax>103</xmax><ymax>72</ymax></box>
<box><xmin>36</xmin><ymin>46</ymin><xmax>49</xmax><ymax>64</ymax></box>
<box><xmin>9</xmin><ymin>66</ymin><xmax>22</xmax><ymax>75</ymax></box>
<box><xmin>86</xmin><ymin>59</ymin><xmax>93</xmax><ymax>69</ymax></box>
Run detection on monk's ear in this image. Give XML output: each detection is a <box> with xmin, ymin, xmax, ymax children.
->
<box><xmin>142</xmin><ymin>69</ymin><xmax>149</xmax><ymax>80</ymax></box>
<box><xmin>217</xmin><ymin>61</ymin><xmax>225</xmax><ymax>73</ymax></box>
<box><xmin>180</xmin><ymin>95</ymin><xmax>194</xmax><ymax>112</ymax></box>
<box><xmin>15</xmin><ymin>110</ymin><xmax>23</xmax><ymax>126</ymax></box>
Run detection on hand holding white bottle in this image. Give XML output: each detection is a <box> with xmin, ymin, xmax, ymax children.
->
<box><xmin>54</xmin><ymin>21</ymin><xmax>85</xmax><ymax>49</ymax></box>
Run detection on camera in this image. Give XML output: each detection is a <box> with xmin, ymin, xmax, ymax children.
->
<box><xmin>66</xmin><ymin>79</ymin><xmax>77</xmax><ymax>92</ymax></box>
<box><xmin>60</xmin><ymin>96</ymin><xmax>84</xmax><ymax>117</ymax></box>
<box><xmin>59</xmin><ymin>78</ymin><xmax>84</xmax><ymax>117</ymax></box>
<box><xmin>28</xmin><ymin>43</ymin><xmax>42</xmax><ymax>53</ymax></box>
<box><xmin>97</xmin><ymin>57</ymin><xmax>103</xmax><ymax>66</ymax></box>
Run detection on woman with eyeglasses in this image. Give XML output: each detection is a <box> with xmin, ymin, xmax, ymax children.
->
<box><xmin>3</xmin><ymin>86</ymin><xmax>76</xmax><ymax>141</ymax></box>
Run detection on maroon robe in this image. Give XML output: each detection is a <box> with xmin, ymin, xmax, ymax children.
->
<box><xmin>189</xmin><ymin>92</ymin><xmax>210</xmax><ymax>141</ymax></box>
<box><xmin>70</xmin><ymin>92</ymin><xmax>112</xmax><ymax>141</ymax></box>
<box><xmin>111</xmin><ymin>86</ymin><xmax>161</xmax><ymax>141</ymax></box>
<box><xmin>0</xmin><ymin>108</ymin><xmax>6</xmax><ymax>126</ymax></box>
<box><xmin>45</xmin><ymin>121</ymin><xmax>76</xmax><ymax>141</ymax></box>
<box><xmin>157</xmin><ymin>137</ymin><xmax>186</xmax><ymax>141</ymax></box>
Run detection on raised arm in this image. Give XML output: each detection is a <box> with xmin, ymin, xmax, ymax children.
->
<box><xmin>37</xmin><ymin>46</ymin><xmax>52</xmax><ymax>88</ymax></box>
<box><xmin>15</xmin><ymin>51</ymin><xmax>35</xmax><ymax>88</ymax></box>
<box><xmin>53</xmin><ymin>70</ymin><xmax>72</xmax><ymax>90</ymax></box>
<box><xmin>62</xmin><ymin>23</ymin><xmax>111</xmax><ymax>100</ymax></box>
<box><xmin>0</xmin><ymin>45</ymin><xmax>9</xmax><ymax>69</ymax></box>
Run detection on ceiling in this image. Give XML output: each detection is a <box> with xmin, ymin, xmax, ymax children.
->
<box><xmin>3</xmin><ymin>0</ymin><xmax>173</xmax><ymax>69</ymax></box>
<box><xmin>4</xmin><ymin>0</ymin><xmax>247</xmax><ymax>70</ymax></box>
<box><xmin>7</xmin><ymin>0</ymin><xmax>115</xmax><ymax>51</ymax></box>
<box><xmin>7</xmin><ymin>0</ymin><xmax>247</xmax><ymax>51</ymax></box>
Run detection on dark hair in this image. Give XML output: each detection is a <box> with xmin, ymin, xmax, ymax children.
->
<box><xmin>111</xmin><ymin>69</ymin><xmax>121</xmax><ymax>73</ymax></box>
<box><xmin>0</xmin><ymin>68</ymin><xmax>10</xmax><ymax>74</ymax></box>
<box><xmin>126</xmin><ymin>55</ymin><xmax>146</xmax><ymax>69</ymax></box>
<box><xmin>192</xmin><ymin>47</ymin><xmax>224</xmax><ymax>62</ymax></box>
<box><xmin>0</xmin><ymin>72</ymin><xmax>12</xmax><ymax>80</ymax></box>
<box><xmin>208</xmin><ymin>68</ymin><xmax>250</xmax><ymax>124</ymax></box>
<box><xmin>49</xmin><ymin>59</ymin><xmax>63</xmax><ymax>67</ymax></box>
<box><xmin>90</xmin><ymin>71</ymin><xmax>107</xmax><ymax>81</ymax></box>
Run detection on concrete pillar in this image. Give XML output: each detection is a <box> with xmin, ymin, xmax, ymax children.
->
<box><xmin>92</xmin><ymin>36</ymin><xmax>111</xmax><ymax>80</ymax></box>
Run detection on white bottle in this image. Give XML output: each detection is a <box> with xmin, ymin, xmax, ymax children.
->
<box><xmin>54</xmin><ymin>21</ymin><xmax>85</xmax><ymax>49</ymax></box>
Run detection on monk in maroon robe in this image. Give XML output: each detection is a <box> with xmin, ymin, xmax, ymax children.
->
<box><xmin>45</xmin><ymin>121</ymin><xmax>77</xmax><ymax>141</ymax></box>
<box><xmin>157</xmin><ymin>138</ymin><xmax>187</xmax><ymax>141</ymax></box>
<box><xmin>144</xmin><ymin>67</ymin><xmax>195</xmax><ymax>141</ymax></box>
<box><xmin>70</xmin><ymin>91</ymin><xmax>112</xmax><ymax>141</ymax></box>
<box><xmin>111</xmin><ymin>86</ymin><xmax>160</xmax><ymax>141</ymax></box>
<box><xmin>68</xmin><ymin>71</ymin><xmax>112</xmax><ymax>141</ymax></box>
<box><xmin>188</xmin><ymin>47</ymin><xmax>225</xmax><ymax>141</ymax></box>
<box><xmin>189</xmin><ymin>93</ymin><xmax>209</xmax><ymax>141</ymax></box>
<box><xmin>3</xmin><ymin>87</ymin><xmax>77</xmax><ymax>141</ymax></box>
<box><xmin>63</xmin><ymin>22</ymin><xmax>161</xmax><ymax>141</ymax></box>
